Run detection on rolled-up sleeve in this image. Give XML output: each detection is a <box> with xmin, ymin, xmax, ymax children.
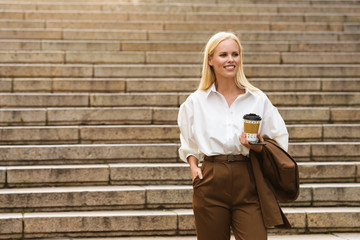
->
<box><xmin>177</xmin><ymin>99</ymin><xmax>200</xmax><ymax>162</ymax></box>
<box><xmin>261</xmin><ymin>97</ymin><xmax>289</xmax><ymax>152</ymax></box>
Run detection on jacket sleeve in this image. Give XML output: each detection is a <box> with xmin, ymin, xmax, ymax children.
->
<box><xmin>260</xmin><ymin>139</ymin><xmax>300</xmax><ymax>203</ymax></box>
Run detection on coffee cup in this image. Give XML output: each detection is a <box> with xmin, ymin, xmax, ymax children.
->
<box><xmin>243</xmin><ymin>113</ymin><xmax>262</xmax><ymax>144</ymax></box>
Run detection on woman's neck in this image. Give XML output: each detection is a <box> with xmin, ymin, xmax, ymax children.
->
<box><xmin>215</xmin><ymin>78</ymin><xmax>242</xmax><ymax>95</ymax></box>
<box><xmin>215</xmin><ymin>78</ymin><xmax>245</xmax><ymax>107</ymax></box>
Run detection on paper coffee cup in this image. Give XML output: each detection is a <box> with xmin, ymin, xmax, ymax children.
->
<box><xmin>243</xmin><ymin>113</ymin><xmax>262</xmax><ymax>144</ymax></box>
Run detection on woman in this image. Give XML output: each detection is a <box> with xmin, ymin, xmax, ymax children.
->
<box><xmin>177</xmin><ymin>32</ymin><xmax>289</xmax><ymax>240</ymax></box>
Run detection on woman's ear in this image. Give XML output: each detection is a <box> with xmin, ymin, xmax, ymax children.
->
<box><xmin>208</xmin><ymin>56</ymin><xmax>213</xmax><ymax>66</ymax></box>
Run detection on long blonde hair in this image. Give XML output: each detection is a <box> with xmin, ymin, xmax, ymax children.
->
<box><xmin>199</xmin><ymin>32</ymin><xmax>259</xmax><ymax>91</ymax></box>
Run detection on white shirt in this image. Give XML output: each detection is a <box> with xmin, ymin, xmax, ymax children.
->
<box><xmin>177</xmin><ymin>83</ymin><xmax>288</xmax><ymax>162</ymax></box>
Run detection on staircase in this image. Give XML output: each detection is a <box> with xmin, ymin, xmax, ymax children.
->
<box><xmin>0</xmin><ymin>0</ymin><xmax>359</xmax><ymax>239</ymax></box>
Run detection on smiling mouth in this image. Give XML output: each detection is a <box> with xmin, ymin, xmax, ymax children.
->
<box><xmin>224</xmin><ymin>65</ymin><xmax>235</xmax><ymax>69</ymax></box>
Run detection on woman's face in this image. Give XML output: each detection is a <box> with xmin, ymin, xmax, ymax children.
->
<box><xmin>208</xmin><ymin>38</ymin><xmax>241</xmax><ymax>80</ymax></box>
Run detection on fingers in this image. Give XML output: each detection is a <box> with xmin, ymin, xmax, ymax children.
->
<box><xmin>257</xmin><ymin>133</ymin><xmax>264</xmax><ymax>142</ymax></box>
<box><xmin>240</xmin><ymin>132</ymin><xmax>248</xmax><ymax>145</ymax></box>
<box><xmin>191</xmin><ymin>166</ymin><xmax>203</xmax><ymax>181</ymax></box>
<box><xmin>198</xmin><ymin>169</ymin><xmax>203</xmax><ymax>179</ymax></box>
<box><xmin>240</xmin><ymin>132</ymin><xmax>264</xmax><ymax>152</ymax></box>
<box><xmin>194</xmin><ymin>167</ymin><xmax>203</xmax><ymax>180</ymax></box>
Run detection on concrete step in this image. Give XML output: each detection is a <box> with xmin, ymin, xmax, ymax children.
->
<box><xmin>1</xmin><ymin>39</ymin><xmax>360</xmax><ymax>53</ymax></box>
<box><xmin>287</xmin><ymin>124</ymin><xmax>360</xmax><ymax>142</ymax></box>
<box><xmin>0</xmin><ymin>207</ymin><xmax>359</xmax><ymax>239</ymax></box>
<box><xmin>147</xmin><ymin>31</ymin><xmax>353</xmax><ymax>42</ymax></box>
<box><xmin>0</xmin><ymin>19</ymin><xmax>347</xmax><ymax>32</ymax></box>
<box><xmin>0</xmin><ymin>125</ymin><xmax>180</xmax><ymax>145</ymax></box>
<box><xmin>0</xmin><ymin>107</ymin><xmax>163</xmax><ymax>126</ymax></box>
<box><xmin>1</xmin><ymin>92</ymin><xmax>359</xmax><ymax>107</ymax></box>
<box><xmin>116</xmin><ymin>41</ymin><xmax>360</xmax><ymax>52</ymax></box>
<box><xmin>123</xmin><ymin>78</ymin><xmax>360</xmax><ymax>93</ymax></box>
<box><xmin>186</xmin><ymin>12</ymin><xmax>360</xmax><ymax>23</ymax></box>
<box><xmin>0</xmin><ymin>185</ymin><xmax>148</xmax><ymax>212</ymax></box>
<box><xmin>266</xmin><ymin>92</ymin><xmax>360</xmax><ymax>107</ymax></box>
<box><xmin>1</xmin><ymin>29</ymin><xmax>355</xmax><ymax>41</ymax></box>
<box><xmin>1</xmin><ymin>161</ymin><xmax>359</xmax><ymax>187</ymax></box>
<box><xmin>6</xmin><ymin>0</ymin><xmax>359</xmax><ymax>5</ymax></box>
<box><xmin>1</xmin><ymin>78</ymin><xmax>127</xmax><ymax>93</ymax></box>
<box><xmin>3</xmin><ymin>9</ymin><xmax>359</xmax><ymax>23</ymax></box>
<box><xmin>0</xmin><ymin>28</ymin><xmax>147</xmax><ymax>41</ymax></box>
<box><xmin>0</xmin><ymin>124</ymin><xmax>359</xmax><ymax>145</ymax></box>
<box><xmin>219</xmin><ymin>0</ymin><xmax>360</xmax><ymax>4</ymax></box>
<box><xmin>143</xmin><ymin>52</ymin><xmax>360</xmax><ymax>64</ymax></box>
<box><xmin>94</xmin><ymin>64</ymin><xmax>359</xmax><ymax>78</ymax></box>
<box><xmin>1</xmin><ymin>107</ymin><xmax>359</xmax><ymax>126</ymax></box>
<box><xmin>27</xmin><ymin>233</ymin><xmax>360</xmax><ymax>240</ymax></box>
<box><xmin>297</xmin><ymin>183</ymin><xmax>360</xmax><ymax>207</ymax></box>
<box><xmin>2</xmin><ymin>78</ymin><xmax>359</xmax><ymax>93</ymax></box>
<box><xmin>0</xmin><ymin>142</ymin><xmax>359</xmax><ymax>166</ymax></box>
<box><xmin>280</xmin><ymin>52</ymin><xmax>360</xmax><ymax>64</ymax></box>
<box><xmin>0</xmin><ymin>143</ymin><xmax>180</xmax><ymax>166</ymax></box>
<box><xmin>0</xmin><ymin>63</ymin><xmax>94</xmax><ymax>78</ymax></box>
<box><xmin>1</xmin><ymin>2</ymin><xmax>360</xmax><ymax>14</ymax></box>
<box><xmin>0</xmin><ymin>93</ymin><xmax>179</xmax><ymax>107</ymax></box>
<box><xmin>345</xmin><ymin>23</ymin><xmax>360</xmax><ymax>32</ymax></box>
<box><xmin>0</xmin><ymin>183</ymin><xmax>359</xmax><ymax>213</ymax></box>
<box><xmin>1</xmin><ymin>50</ymin><xmax>359</xmax><ymax>64</ymax></box>
<box><xmin>277</xmin><ymin>5</ymin><xmax>360</xmax><ymax>14</ymax></box>
<box><xmin>1</xmin><ymin>63</ymin><xmax>359</xmax><ymax>78</ymax></box>
<box><xmin>87</xmin><ymin>51</ymin><xmax>360</xmax><ymax>64</ymax></box>
<box><xmin>0</xmin><ymin>39</ymin><xmax>121</xmax><ymax>51</ymax></box>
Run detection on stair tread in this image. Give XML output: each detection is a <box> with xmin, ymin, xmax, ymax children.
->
<box><xmin>0</xmin><ymin>124</ymin><xmax>359</xmax><ymax>145</ymax></box>
<box><xmin>2</xmin><ymin>161</ymin><xmax>358</xmax><ymax>187</ymax></box>
<box><xmin>0</xmin><ymin>206</ymin><xmax>358</xmax><ymax>215</ymax></box>
<box><xmin>30</xmin><ymin>233</ymin><xmax>360</xmax><ymax>240</ymax></box>
<box><xmin>0</xmin><ymin>182</ymin><xmax>359</xmax><ymax>193</ymax></box>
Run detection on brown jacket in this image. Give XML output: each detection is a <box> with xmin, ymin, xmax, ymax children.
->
<box><xmin>249</xmin><ymin>139</ymin><xmax>300</xmax><ymax>228</ymax></box>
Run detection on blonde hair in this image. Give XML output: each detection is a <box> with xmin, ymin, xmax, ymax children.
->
<box><xmin>198</xmin><ymin>32</ymin><xmax>259</xmax><ymax>91</ymax></box>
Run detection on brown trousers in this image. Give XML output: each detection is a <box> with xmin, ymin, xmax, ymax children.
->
<box><xmin>192</xmin><ymin>157</ymin><xmax>267</xmax><ymax>240</ymax></box>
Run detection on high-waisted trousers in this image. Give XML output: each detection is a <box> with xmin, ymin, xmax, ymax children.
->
<box><xmin>192</xmin><ymin>156</ymin><xmax>267</xmax><ymax>240</ymax></box>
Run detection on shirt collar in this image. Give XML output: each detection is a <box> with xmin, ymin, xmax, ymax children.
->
<box><xmin>205</xmin><ymin>83</ymin><xmax>217</xmax><ymax>97</ymax></box>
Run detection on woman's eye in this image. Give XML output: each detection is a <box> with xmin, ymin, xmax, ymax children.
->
<box><xmin>219</xmin><ymin>53</ymin><xmax>227</xmax><ymax>57</ymax></box>
<box><xmin>233</xmin><ymin>53</ymin><xmax>239</xmax><ymax>57</ymax></box>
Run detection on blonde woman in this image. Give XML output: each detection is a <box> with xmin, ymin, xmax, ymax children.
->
<box><xmin>177</xmin><ymin>32</ymin><xmax>289</xmax><ymax>240</ymax></box>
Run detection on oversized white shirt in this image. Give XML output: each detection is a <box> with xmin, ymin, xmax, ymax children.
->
<box><xmin>178</xmin><ymin>83</ymin><xmax>288</xmax><ymax>162</ymax></box>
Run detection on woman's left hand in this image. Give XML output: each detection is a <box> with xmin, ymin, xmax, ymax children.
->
<box><xmin>240</xmin><ymin>132</ymin><xmax>264</xmax><ymax>152</ymax></box>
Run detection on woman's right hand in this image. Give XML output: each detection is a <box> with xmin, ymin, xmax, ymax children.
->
<box><xmin>188</xmin><ymin>156</ymin><xmax>203</xmax><ymax>181</ymax></box>
<box><xmin>190</xmin><ymin>165</ymin><xmax>203</xmax><ymax>182</ymax></box>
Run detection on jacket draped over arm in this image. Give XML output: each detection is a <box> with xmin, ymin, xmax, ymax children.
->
<box><xmin>250</xmin><ymin>139</ymin><xmax>299</xmax><ymax>228</ymax></box>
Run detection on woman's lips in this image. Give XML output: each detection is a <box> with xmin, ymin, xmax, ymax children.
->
<box><xmin>224</xmin><ymin>65</ymin><xmax>235</xmax><ymax>69</ymax></box>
